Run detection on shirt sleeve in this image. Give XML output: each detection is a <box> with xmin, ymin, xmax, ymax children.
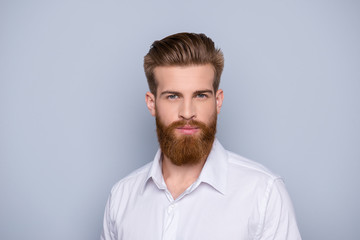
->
<box><xmin>100</xmin><ymin>194</ymin><xmax>117</xmax><ymax>240</ymax></box>
<box><xmin>257</xmin><ymin>178</ymin><xmax>302</xmax><ymax>240</ymax></box>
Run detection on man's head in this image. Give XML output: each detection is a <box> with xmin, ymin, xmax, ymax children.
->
<box><xmin>144</xmin><ymin>32</ymin><xmax>224</xmax><ymax>97</ymax></box>
<box><xmin>144</xmin><ymin>33</ymin><xmax>224</xmax><ymax>166</ymax></box>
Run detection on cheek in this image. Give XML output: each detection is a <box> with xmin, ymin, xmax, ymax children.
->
<box><xmin>197</xmin><ymin>103</ymin><xmax>217</xmax><ymax>122</ymax></box>
<box><xmin>155</xmin><ymin>103</ymin><xmax>179</xmax><ymax>124</ymax></box>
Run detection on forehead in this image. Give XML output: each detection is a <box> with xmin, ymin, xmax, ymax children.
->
<box><xmin>154</xmin><ymin>64</ymin><xmax>215</xmax><ymax>93</ymax></box>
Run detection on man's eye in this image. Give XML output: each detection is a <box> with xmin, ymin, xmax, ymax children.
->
<box><xmin>196</xmin><ymin>93</ymin><xmax>207</xmax><ymax>98</ymax></box>
<box><xmin>167</xmin><ymin>95</ymin><xmax>178</xmax><ymax>100</ymax></box>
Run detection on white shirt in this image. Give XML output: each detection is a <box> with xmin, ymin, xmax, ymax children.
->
<box><xmin>101</xmin><ymin>139</ymin><xmax>301</xmax><ymax>240</ymax></box>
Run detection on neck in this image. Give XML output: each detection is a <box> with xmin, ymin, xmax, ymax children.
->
<box><xmin>162</xmin><ymin>153</ymin><xmax>207</xmax><ymax>200</ymax></box>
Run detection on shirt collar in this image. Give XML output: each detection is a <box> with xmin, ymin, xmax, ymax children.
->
<box><xmin>141</xmin><ymin>149</ymin><xmax>166</xmax><ymax>194</ymax></box>
<box><xmin>197</xmin><ymin>139</ymin><xmax>228</xmax><ymax>195</ymax></box>
<box><xmin>141</xmin><ymin>138</ymin><xmax>228</xmax><ymax>195</ymax></box>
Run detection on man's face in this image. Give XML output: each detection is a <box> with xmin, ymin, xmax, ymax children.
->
<box><xmin>145</xmin><ymin>64</ymin><xmax>224</xmax><ymax>165</ymax></box>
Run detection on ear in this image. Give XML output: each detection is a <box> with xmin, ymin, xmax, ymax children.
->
<box><xmin>145</xmin><ymin>91</ymin><xmax>156</xmax><ymax>116</ymax></box>
<box><xmin>215</xmin><ymin>89</ymin><xmax>224</xmax><ymax>114</ymax></box>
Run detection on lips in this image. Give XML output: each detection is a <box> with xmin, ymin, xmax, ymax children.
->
<box><xmin>176</xmin><ymin>125</ymin><xmax>199</xmax><ymax>135</ymax></box>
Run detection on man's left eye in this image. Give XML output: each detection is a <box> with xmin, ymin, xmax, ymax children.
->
<box><xmin>196</xmin><ymin>94</ymin><xmax>207</xmax><ymax>98</ymax></box>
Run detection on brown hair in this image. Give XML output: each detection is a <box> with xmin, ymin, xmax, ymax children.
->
<box><xmin>144</xmin><ymin>32</ymin><xmax>224</xmax><ymax>96</ymax></box>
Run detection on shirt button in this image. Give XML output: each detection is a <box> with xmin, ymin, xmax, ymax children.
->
<box><xmin>167</xmin><ymin>204</ymin><xmax>175</xmax><ymax>213</ymax></box>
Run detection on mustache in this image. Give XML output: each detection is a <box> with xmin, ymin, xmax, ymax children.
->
<box><xmin>166</xmin><ymin>119</ymin><xmax>208</xmax><ymax>129</ymax></box>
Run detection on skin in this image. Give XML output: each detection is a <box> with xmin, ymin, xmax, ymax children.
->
<box><xmin>145</xmin><ymin>64</ymin><xmax>224</xmax><ymax>199</ymax></box>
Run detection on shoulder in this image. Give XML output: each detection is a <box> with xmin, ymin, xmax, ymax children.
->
<box><xmin>227</xmin><ymin>150</ymin><xmax>280</xmax><ymax>180</ymax></box>
<box><xmin>212</xmin><ymin>139</ymin><xmax>279</xmax><ymax>181</ymax></box>
<box><xmin>109</xmin><ymin>162</ymin><xmax>152</xmax><ymax>199</ymax></box>
<box><xmin>224</xmin><ymin>150</ymin><xmax>282</xmax><ymax>193</ymax></box>
<box><xmin>103</xmin><ymin>162</ymin><xmax>153</xmax><ymax>223</ymax></box>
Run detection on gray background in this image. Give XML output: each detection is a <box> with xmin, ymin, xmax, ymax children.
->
<box><xmin>1</xmin><ymin>0</ymin><xmax>359</xmax><ymax>239</ymax></box>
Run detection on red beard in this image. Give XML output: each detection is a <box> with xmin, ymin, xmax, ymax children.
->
<box><xmin>156</xmin><ymin>115</ymin><xmax>217</xmax><ymax>166</ymax></box>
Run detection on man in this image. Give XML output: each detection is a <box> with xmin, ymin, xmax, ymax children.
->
<box><xmin>101</xmin><ymin>32</ymin><xmax>301</xmax><ymax>240</ymax></box>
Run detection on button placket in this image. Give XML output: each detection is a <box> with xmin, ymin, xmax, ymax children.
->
<box><xmin>162</xmin><ymin>202</ymin><xmax>178</xmax><ymax>240</ymax></box>
<box><xmin>167</xmin><ymin>204</ymin><xmax>175</xmax><ymax>213</ymax></box>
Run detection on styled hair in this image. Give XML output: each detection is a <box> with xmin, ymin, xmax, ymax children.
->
<box><xmin>144</xmin><ymin>32</ymin><xmax>224</xmax><ymax>96</ymax></box>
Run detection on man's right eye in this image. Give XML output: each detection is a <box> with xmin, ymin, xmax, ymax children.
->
<box><xmin>167</xmin><ymin>95</ymin><xmax>178</xmax><ymax>100</ymax></box>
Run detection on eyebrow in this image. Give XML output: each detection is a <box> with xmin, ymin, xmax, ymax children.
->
<box><xmin>159</xmin><ymin>91</ymin><xmax>183</xmax><ymax>97</ymax></box>
<box><xmin>159</xmin><ymin>89</ymin><xmax>214</xmax><ymax>97</ymax></box>
<box><xmin>193</xmin><ymin>89</ymin><xmax>214</xmax><ymax>96</ymax></box>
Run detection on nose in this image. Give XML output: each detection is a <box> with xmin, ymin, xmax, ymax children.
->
<box><xmin>179</xmin><ymin>98</ymin><xmax>196</xmax><ymax>120</ymax></box>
